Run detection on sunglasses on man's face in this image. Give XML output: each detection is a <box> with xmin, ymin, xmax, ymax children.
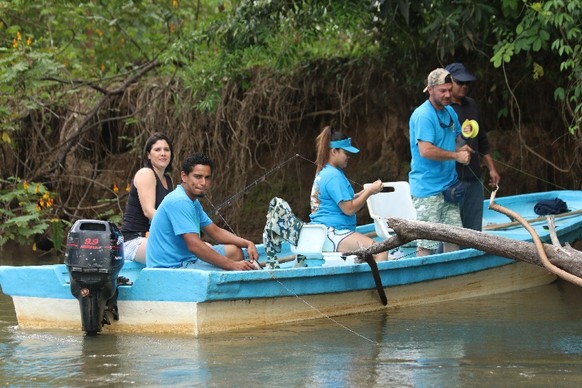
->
<box><xmin>454</xmin><ymin>80</ymin><xmax>472</xmax><ymax>86</ymax></box>
<box><xmin>438</xmin><ymin>109</ymin><xmax>454</xmax><ymax>129</ymax></box>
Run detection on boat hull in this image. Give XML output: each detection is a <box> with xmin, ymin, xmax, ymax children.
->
<box><xmin>6</xmin><ymin>261</ymin><xmax>554</xmax><ymax>335</ymax></box>
<box><xmin>1</xmin><ymin>190</ymin><xmax>581</xmax><ymax>336</ymax></box>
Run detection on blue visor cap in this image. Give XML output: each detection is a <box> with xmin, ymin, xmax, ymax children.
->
<box><xmin>329</xmin><ymin>138</ymin><xmax>360</xmax><ymax>154</ymax></box>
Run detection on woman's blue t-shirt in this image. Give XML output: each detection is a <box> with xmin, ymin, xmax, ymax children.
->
<box><xmin>309</xmin><ymin>164</ymin><xmax>356</xmax><ymax>230</ymax></box>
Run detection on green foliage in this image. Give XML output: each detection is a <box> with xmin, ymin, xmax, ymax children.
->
<box><xmin>0</xmin><ymin>0</ymin><xmax>219</xmax><ymax>136</ymax></box>
<box><xmin>370</xmin><ymin>0</ymin><xmax>501</xmax><ymax>90</ymax></box>
<box><xmin>0</xmin><ymin>25</ymin><xmax>63</xmax><ymax>137</ymax></box>
<box><xmin>0</xmin><ymin>178</ymin><xmax>69</xmax><ymax>251</ymax></box>
<box><xmin>0</xmin><ymin>0</ymin><xmax>580</xmax><ymax>248</ymax></box>
<box><xmin>491</xmin><ymin>0</ymin><xmax>582</xmax><ymax>134</ymax></box>
<box><xmin>0</xmin><ymin>0</ymin><xmax>578</xmax><ymax>122</ymax></box>
<box><xmin>96</xmin><ymin>208</ymin><xmax>123</xmax><ymax>228</ymax></box>
<box><xmin>422</xmin><ymin>1</ymin><xmax>497</xmax><ymax>60</ymax></box>
<box><xmin>186</xmin><ymin>0</ymin><xmax>379</xmax><ymax>100</ymax></box>
<box><xmin>2</xmin><ymin>0</ymin><xmax>577</xmax><ymax>132</ymax></box>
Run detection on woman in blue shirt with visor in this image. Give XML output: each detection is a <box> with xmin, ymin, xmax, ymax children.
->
<box><xmin>309</xmin><ymin>126</ymin><xmax>387</xmax><ymax>262</ymax></box>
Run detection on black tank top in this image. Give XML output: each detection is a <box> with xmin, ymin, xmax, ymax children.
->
<box><xmin>121</xmin><ymin>170</ymin><xmax>173</xmax><ymax>236</ymax></box>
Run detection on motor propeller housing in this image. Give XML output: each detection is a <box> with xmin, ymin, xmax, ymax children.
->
<box><xmin>64</xmin><ymin>220</ymin><xmax>124</xmax><ymax>335</ymax></box>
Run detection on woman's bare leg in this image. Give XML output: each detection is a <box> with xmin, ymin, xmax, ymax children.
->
<box><xmin>338</xmin><ymin>232</ymin><xmax>388</xmax><ymax>261</ymax></box>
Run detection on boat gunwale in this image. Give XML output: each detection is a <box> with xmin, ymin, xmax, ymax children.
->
<box><xmin>1</xmin><ymin>190</ymin><xmax>581</xmax><ymax>304</ymax></box>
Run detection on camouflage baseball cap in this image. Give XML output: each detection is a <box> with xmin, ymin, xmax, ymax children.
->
<box><xmin>423</xmin><ymin>68</ymin><xmax>452</xmax><ymax>93</ymax></box>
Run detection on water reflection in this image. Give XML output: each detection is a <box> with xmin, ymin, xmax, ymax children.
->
<box><xmin>3</xmin><ymin>272</ymin><xmax>582</xmax><ymax>385</ymax></box>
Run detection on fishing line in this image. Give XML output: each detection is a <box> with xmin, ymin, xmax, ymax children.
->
<box><xmin>203</xmin><ymin>153</ymin><xmax>383</xmax><ymax>342</ymax></box>
<box><xmin>206</xmin><ymin>151</ymin><xmax>373</xmax><ymax>238</ymax></box>
<box><xmin>295</xmin><ymin>153</ymin><xmax>366</xmax><ymax>190</ymax></box>
<box><xmin>208</xmin><ymin>154</ymin><xmax>303</xmax><ymax>215</ymax></box>
<box><xmin>204</xmin><ymin>197</ymin><xmax>235</xmax><ymax>235</ymax></box>
<box><xmin>482</xmin><ymin>154</ymin><xmax>569</xmax><ymax>191</ymax></box>
<box><xmin>460</xmin><ymin>147</ymin><xmax>569</xmax><ymax>196</ymax></box>
<box><xmin>206</xmin><ymin>194</ymin><xmax>386</xmax><ymax>342</ymax></box>
<box><xmin>203</xmin><ymin>153</ymin><xmax>307</xmax><ymax>234</ymax></box>
<box><xmin>263</xmin><ymin>269</ymin><xmax>380</xmax><ymax>344</ymax></box>
<box><xmin>455</xmin><ymin>111</ymin><xmax>570</xmax><ymax>192</ymax></box>
<box><xmin>202</xmin><ymin>152</ymin><xmax>448</xmax><ymax>342</ymax></box>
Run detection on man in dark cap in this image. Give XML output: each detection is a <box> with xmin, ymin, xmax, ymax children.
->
<box><xmin>445</xmin><ymin>62</ymin><xmax>501</xmax><ymax>231</ymax></box>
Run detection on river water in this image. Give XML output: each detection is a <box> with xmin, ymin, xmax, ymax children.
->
<box><xmin>2</xmin><ymin>253</ymin><xmax>582</xmax><ymax>386</ymax></box>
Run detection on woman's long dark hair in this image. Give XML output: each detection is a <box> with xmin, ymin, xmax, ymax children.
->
<box><xmin>314</xmin><ymin>126</ymin><xmax>348</xmax><ymax>174</ymax></box>
<box><xmin>142</xmin><ymin>132</ymin><xmax>174</xmax><ymax>175</ymax></box>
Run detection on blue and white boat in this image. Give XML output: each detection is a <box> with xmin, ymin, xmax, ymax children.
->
<box><xmin>0</xmin><ymin>189</ymin><xmax>581</xmax><ymax>336</ymax></box>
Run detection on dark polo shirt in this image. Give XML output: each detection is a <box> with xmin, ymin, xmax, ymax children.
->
<box><xmin>450</xmin><ymin>96</ymin><xmax>491</xmax><ymax>181</ymax></box>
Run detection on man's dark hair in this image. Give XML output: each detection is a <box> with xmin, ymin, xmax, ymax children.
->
<box><xmin>182</xmin><ymin>152</ymin><xmax>214</xmax><ymax>174</ymax></box>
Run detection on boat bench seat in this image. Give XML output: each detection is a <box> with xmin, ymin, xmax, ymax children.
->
<box><xmin>290</xmin><ymin>224</ymin><xmax>355</xmax><ymax>267</ymax></box>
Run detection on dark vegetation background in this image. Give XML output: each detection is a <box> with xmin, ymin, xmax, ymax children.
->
<box><xmin>7</xmin><ymin>60</ymin><xmax>579</xmax><ymax>242</ymax></box>
<box><xmin>1</xmin><ymin>1</ymin><xmax>580</xmax><ymax>249</ymax></box>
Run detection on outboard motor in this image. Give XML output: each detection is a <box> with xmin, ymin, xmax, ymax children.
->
<box><xmin>65</xmin><ymin>220</ymin><xmax>124</xmax><ymax>335</ymax></box>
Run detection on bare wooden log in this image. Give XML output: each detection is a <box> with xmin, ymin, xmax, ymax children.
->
<box><xmin>345</xmin><ymin>218</ymin><xmax>582</xmax><ymax>277</ymax></box>
<box><xmin>548</xmin><ymin>216</ymin><xmax>562</xmax><ymax>247</ymax></box>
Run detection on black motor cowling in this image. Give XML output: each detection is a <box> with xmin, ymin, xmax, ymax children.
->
<box><xmin>64</xmin><ymin>220</ymin><xmax>124</xmax><ymax>335</ymax></box>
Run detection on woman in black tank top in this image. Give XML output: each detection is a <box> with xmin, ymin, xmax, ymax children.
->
<box><xmin>121</xmin><ymin>133</ymin><xmax>174</xmax><ymax>263</ymax></box>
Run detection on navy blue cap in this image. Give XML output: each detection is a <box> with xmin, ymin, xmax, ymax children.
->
<box><xmin>445</xmin><ymin>63</ymin><xmax>477</xmax><ymax>82</ymax></box>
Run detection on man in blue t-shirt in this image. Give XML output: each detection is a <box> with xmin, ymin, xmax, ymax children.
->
<box><xmin>409</xmin><ymin>68</ymin><xmax>473</xmax><ymax>256</ymax></box>
<box><xmin>146</xmin><ymin>152</ymin><xmax>259</xmax><ymax>270</ymax></box>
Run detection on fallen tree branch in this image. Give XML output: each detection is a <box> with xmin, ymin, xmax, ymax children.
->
<box><xmin>344</xmin><ymin>218</ymin><xmax>582</xmax><ymax>278</ymax></box>
<box><xmin>488</xmin><ymin>189</ymin><xmax>582</xmax><ymax>287</ymax></box>
<box><xmin>548</xmin><ymin>216</ymin><xmax>561</xmax><ymax>247</ymax></box>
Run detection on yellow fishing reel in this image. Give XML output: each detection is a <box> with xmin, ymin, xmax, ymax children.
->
<box><xmin>461</xmin><ymin>119</ymin><xmax>479</xmax><ymax>138</ymax></box>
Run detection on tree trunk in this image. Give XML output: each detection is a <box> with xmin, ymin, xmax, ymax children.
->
<box><xmin>348</xmin><ymin>218</ymin><xmax>582</xmax><ymax>277</ymax></box>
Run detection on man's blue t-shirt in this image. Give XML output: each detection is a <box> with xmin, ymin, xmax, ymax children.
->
<box><xmin>409</xmin><ymin>100</ymin><xmax>461</xmax><ymax>197</ymax></box>
<box><xmin>146</xmin><ymin>185</ymin><xmax>213</xmax><ymax>268</ymax></box>
<box><xmin>309</xmin><ymin>164</ymin><xmax>356</xmax><ymax>230</ymax></box>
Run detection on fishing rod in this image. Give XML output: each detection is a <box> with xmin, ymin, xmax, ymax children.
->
<box><xmin>204</xmin><ymin>144</ymin><xmax>567</xmax><ymax>247</ymax></box>
<box><xmin>203</xmin><ymin>153</ymin><xmax>313</xmax><ymax>235</ymax></box>
<box><xmin>208</xmin><ymin>153</ymin><xmax>304</xmax><ymax>215</ymax></box>
<box><xmin>204</xmin><ymin>151</ymin><xmax>370</xmax><ymax>230</ymax></box>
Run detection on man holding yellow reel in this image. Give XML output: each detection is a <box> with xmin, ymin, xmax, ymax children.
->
<box><xmin>446</xmin><ymin>63</ymin><xmax>501</xmax><ymax>231</ymax></box>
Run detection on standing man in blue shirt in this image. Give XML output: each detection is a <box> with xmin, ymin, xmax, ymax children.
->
<box><xmin>146</xmin><ymin>152</ymin><xmax>260</xmax><ymax>270</ymax></box>
<box><xmin>409</xmin><ymin>68</ymin><xmax>473</xmax><ymax>257</ymax></box>
<box><xmin>445</xmin><ymin>63</ymin><xmax>501</xmax><ymax>231</ymax></box>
